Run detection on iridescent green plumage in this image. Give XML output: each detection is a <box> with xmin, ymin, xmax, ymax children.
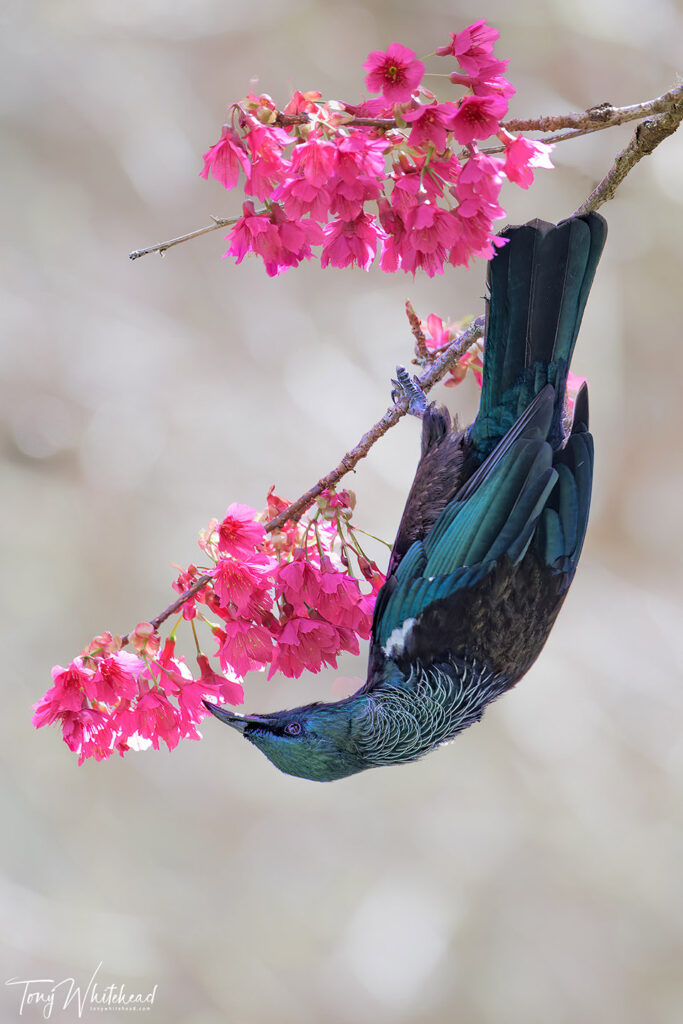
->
<box><xmin>205</xmin><ymin>213</ymin><xmax>607</xmax><ymax>782</ymax></box>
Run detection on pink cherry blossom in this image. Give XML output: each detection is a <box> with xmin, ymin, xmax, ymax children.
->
<box><xmin>92</xmin><ymin>652</ymin><xmax>143</xmax><ymax>704</ymax></box>
<box><xmin>227</xmin><ymin>202</ymin><xmax>322</xmax><ymax>277</ymax></box>
<box><xmin>363</xmin><ymin>43</ymin><xmax>425</xmax><ymax>103</ymax></box>
<box><xmin>447</xmin><ymin>94</ymin><xmax>508</xmax><ymax>145</ymax></box>
<box><xmin>390</xmin><ymin>166</ymin><xmax>444</xmax><ymax>213</ymax></box>
<box><xmin>275</xmin><ymin>552</ymin><xmax>324</xmax><ymax>613</ymax></box>
<box><xmin>457</xmin><ymin>149</ymin><xmax>505</xmax><ymax>205</ymax></box>
<box><xmin>291</xmin><ymin>137</ymin><xmax>338</xmax><ymax>186</ymax></box>
<box><xmin>502</xmin><ymin>134</ymin><xmax>554</xmax><ymax>189</ymax></box>
<box><xmin>81</xmin><ymin>631</ymin><xmax>121</xmax><ymax>659</ymax></box>
<box><xmin>449</xmin><ymin>206</ymin><xmax>508</xmax><ymax>267</ymax></box>
<box><xmin>283</xmin><ymin>89</ymin><xmax>324</xmax><ymax>115</ymax></box>
<box><xmin>334</xmin><ymin>624</ymin><xmax>363</xmax><ymax>656</ymax></box>
<box><xmin>218</xmin><ymin>619</ymin><xmax>273</xmax><ymax>676</ymax></box>
<box><xmin>62</xmin><ymin>708</ymin><xmax>116</xmax><ymax>765</ymax></box>
<box><xmin>172</xmin><ymin>565</ymin><xmax>203</xmax><ymax>619</ymax></box>
<box><xmin>335</xmin><ymin>134</ymin><xmax>388</xmax><ymax>182</ymax></box>
<box><xmin>316</xmin><ymin>573</ymin><xmax>373</xmax><ymax>635</ymax></box>
<box><xmin>274</xmin><ymin>177</ymin><xmax>332</xmax><ymax>223</ymax></box>
<box><xmin>321</xmin><ymin>213</ymin><xmax>380</xmax><ymax>270</ymax></box>
<box><xmin>268</xmin><ymin>617</ymin><xmax>341</xmax><ymax>679</ymax></box>
<box><xmin>213</xmin><ymin>556</ymin><xmax>273</xmax><ymax>616</ymax></box>
<box><xmin>267</xmin><ymin>206</ymin><xmax>323</xmax><ymax>273</ymax></box>
<box><xmin>424</xmin><ymin>313</ymin><xmax>451</xmax><ymax>350</ymax></box>
<box><xmin>403</xmin><ymin>103</ymin><xmax>456</xmax><ymax>150</ymax></box>
<box><xmin>129</xmin><ymin>622</ymin><xmax>161</xmax><ymax>657</ymax></box>
<box><xmin>436</xmin><ymin>19</ymin><xmax>501</xmax><ymax>76</ymax></box>
<box><xmin>399</xmin><ymin>202</ymin><xmax>461</xmax><ymax>277</ymax></box>
<box><xmin>343</xmin><ymin>97</ymin><xmax>396</xmax><ymax>118</ymax></box>
<box><xmin>39</xmin><ymin>660</ymin><xmax>96</xmax><ymax>715</ymax></box>
<box><xmin>32</xmin><ymin>693</ymin><xmax>63</xmax><ymax>730</ymax></box>
<box><xmin>329</xmin><ymin>174</ymin><xmax>381</xmax><ymax>220</ymax></box>
<box><xmin>195</xmin><ymin>21</ymin><xmax>550</xmax><ymax>283</ymax></box>
<box><xmin>445</xmin><ymin>345</ymin><xmax>485</xmax><ymax>388</ymax></box>
<box><xmin>225</xmin><ymin>202</ymin><xmax>273</xmax><ymax>263</ymax></box>
<box><xmin>318</xmin><ymin>487</ymin><xmax>356</xmax><ymax>513</ymax></box>
<box><xmin>243</xmin><ymin>123</ymin><xmax>292</xmax><ymax>201</ymax></box>
<box><xmin>153</xmin><ymin>638</ymin><xmax>195</xmax><ymax>698</ymax></box>
<box><xmin>216</xmin><ymin>503</ymin><xmax>265</xmax><ymax>557</ymax></box>
<box><xmin>377</xmin><ymin>197</ymin><xmax>406</xmax><ymax>273</ymax></box>
<box><xmin>116</xmin><ymin>690</ymin><xmax>182</xmax><ymax>751</ymax></box>
<box><xmin>196</xmin><ymin>654</ymin><xmax>244</xmax><ymax>706</ymax></box>
<box><xmin>200</xmin><ymin>127</ymin><xmax>251</xmax><ymax>191</ymax></box>
<box><xmin>449</xmin><ymin>70</ymin><xmax>515</xmax><ymax>100</ymax></box>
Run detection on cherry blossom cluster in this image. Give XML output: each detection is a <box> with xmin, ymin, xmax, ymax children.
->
<box><xmin>32</xmin><ymin>632</ymin><xmax>243</xmax><ymax>765</ymax></box>
<box><xmin>175</xmin><ymin>487</ymin><xmax>383</xmax><ymax>681</ymax></box>
<box><xmin>200</xmin><ymin>20</ymin><xmax>553</xmax><ymax>278</ymax></box>
<box><xmin>34</xmin><ymin>488</ymin><xmax>385</xmax><ymax>763</ymax></box>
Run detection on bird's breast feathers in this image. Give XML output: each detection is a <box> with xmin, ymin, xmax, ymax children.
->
<box><xmin>354</xmin><ymin>659</ymin><xmax>510</xmax><ymax>767</ymax></box>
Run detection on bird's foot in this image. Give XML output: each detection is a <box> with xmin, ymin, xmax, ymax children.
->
<box><xmin>391</xmin><ymin>366</ymin><xmax>428</xmax><ymax>417</ymax></box>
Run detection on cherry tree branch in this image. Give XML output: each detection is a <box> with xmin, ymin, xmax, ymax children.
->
<box><xmin>129</xmin><ymin>216</ymin><xmax>238</xmax><ymax>260</ymax></box>
<box><xmin>265</xmin><ymin>314</ymin><xmax>485</xmax><ymax>531</ymax></box>
<box><xmin>119</xmin><ymin>315</ymin><xmax>485</xmax><ymax>644</ymax></box>
<box><xmin>279</xmin><ymin>86</ymin><xmax>683</xmax><ymax>134</ymax></box>
<box><xmin>504</xmin><ymin>85</ymin><xmax>682</xmax><ymax>133</ymax></box>
<box><xmin>128</xmin><ymin>84</ymin><xmax>682</xmax><ymax>262</ymax></box>
<box><xmin>574</xmin><ymin>87</ymin><xmax>683</xmax><ymax>215</ymax></box>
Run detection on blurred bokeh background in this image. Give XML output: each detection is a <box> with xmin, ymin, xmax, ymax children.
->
<box><xmin>2</xmin><ymin>1</ymin><xmax>683</xmax><ymax>1021</ymax></box>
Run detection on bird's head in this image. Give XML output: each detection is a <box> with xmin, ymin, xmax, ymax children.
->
<box><xmin>202</xmin><ymin>698</ymin><xmax>369</xmax><ymax>782</ymax></box>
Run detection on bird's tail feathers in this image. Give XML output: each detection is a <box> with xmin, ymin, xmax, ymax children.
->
<box><xmin>471</xmin><ymin>212</ymin><xmax>607</xmax><ymax>456</ymax></box>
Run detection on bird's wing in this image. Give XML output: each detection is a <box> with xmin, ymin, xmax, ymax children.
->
<box><xmin>386</xmin><ymin>403</ymin><xmax>466</xmax><ymax>578</ymax></box>
<box><xmin>367</xmin><ymin>385</ymin><xmax>593</xmax><ymax>682</ymax></box>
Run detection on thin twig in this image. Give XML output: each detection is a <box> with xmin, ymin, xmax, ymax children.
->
<box><xmin>275</xmin><ymin>112</ymin><xmax>397</xmax><ymax>130</ymax></box>
<box><xmin>574</xmin><ymin>90</ymin><xmax>683</xmax><ymax>215</ymax></box>
<box><xmin>129</xmin><ymin>216</ymin><xmax>238</xmax><ymax>260</ymax></box>
<box><xmin>405</xmin><ymin>300</ymin><xmax>428</xmax><ymax>360</ymax></box>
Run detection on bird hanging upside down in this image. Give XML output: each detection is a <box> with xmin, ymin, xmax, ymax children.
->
<box><xmin>205</xmin><ymin>212</ymin><xmax>608</xmax><ymax>781</ymax></box>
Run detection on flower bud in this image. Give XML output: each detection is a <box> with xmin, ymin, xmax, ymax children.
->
<box><xmin>130</xmin><ymin>622</ymin><xmax>161</xmax><ymax>657</ymax></box>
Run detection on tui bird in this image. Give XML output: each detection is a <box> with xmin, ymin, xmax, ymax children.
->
<box><xmin>205</xmin><ymin>212</ymin><xmax>607</xmax><ymax>781</ymax></box>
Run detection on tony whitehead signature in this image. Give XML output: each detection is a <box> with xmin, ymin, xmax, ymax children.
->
<box><xmin>5</xmin><ymin>962</ymin><xmax>158</xmax><ymax>1018</ymax></box>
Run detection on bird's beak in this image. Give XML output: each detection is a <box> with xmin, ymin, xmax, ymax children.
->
<box><xmin>202</xmin><ymin>701</ymin><xmax>271</xmax><ymax>733</ymax></box>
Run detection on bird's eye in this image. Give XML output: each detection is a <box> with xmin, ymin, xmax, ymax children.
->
<box><xmin>285</xmin><ymin>722</ymin><xmax>302</xmax><ymax>736</ymax></box>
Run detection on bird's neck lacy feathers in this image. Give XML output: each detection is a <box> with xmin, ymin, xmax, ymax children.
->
<box><xmin>353</xmin><ymin>660</ymin><xmax>510</xmax><ymax>766</ymax></box>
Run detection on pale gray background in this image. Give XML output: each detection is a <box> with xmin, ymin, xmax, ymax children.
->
<box><xmin>2</xmin><ymin>1</ymin><xmax>683</xmax><ymax>1022</ymax></box>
